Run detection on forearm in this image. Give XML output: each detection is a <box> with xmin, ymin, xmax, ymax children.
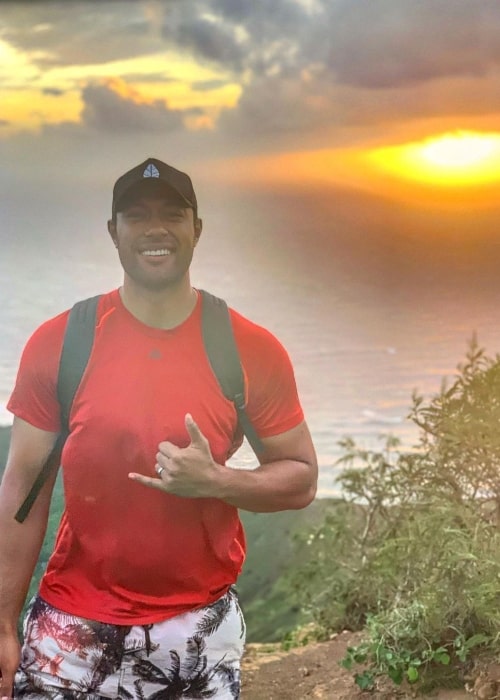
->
<box><xmin>213</xmin><ymin>421</ymin><xmax>318</xmax><ymax>512</ymax></box>
<box><xmin>0</xmin><ymin>470</ymin><xmax>53</xmax><ymax>631</ymax></box>
<box><xmin>215</xmin><ymin>458</ymin><xmax>317</xmax><ymax>512</ymax></box>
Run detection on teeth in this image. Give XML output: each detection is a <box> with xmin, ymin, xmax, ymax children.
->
<box><xmin>142</xmin><ymin>249</ymin><xmax>171</xmax><ymax>256</ymax></box>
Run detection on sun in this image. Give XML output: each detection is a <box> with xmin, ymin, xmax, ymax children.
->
<box><xmin>420</xmin><ymin>132</ymin><xmax>496</xmax><ymax>169</ymax></box>
<box><xmin>367</xmin><ymin>131</ymin><xmax>500</xmax><ymax>187</ymax></box>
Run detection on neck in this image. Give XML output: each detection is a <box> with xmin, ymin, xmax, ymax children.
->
<box><xmin>119</xmin><ymin>278</ymin><xmax>198</xmax><ymax>329</ymax></box>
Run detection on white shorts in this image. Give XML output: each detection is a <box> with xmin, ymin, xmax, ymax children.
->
<box><xmin>15</xmin><ymin>589</ymin><xmax>246</xmax><ymax>699</ymax></box>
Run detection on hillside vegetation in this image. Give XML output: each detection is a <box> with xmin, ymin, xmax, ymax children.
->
<box><xmin>290</xmin><ymin>339</ymin><xmax>500</xmax><ymax>694</ymax></box>
<box><xmin>0</xmin><ymin>427</ymin><xmax>9</xmax><ymax>467</ymax></box>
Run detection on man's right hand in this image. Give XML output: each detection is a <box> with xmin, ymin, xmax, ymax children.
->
<box><xmin>0</xmin><ymin>630</ymin><xmax>21</xmax><ymax>699</ymax></box>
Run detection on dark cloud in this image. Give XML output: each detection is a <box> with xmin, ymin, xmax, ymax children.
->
<box><xmin>323</xmin><ymin>0</ymin><xmax>500</xmax><ymax>89</ymax></box>
<box><xmin>80</xmin><ymin>81</ymin><xmax>184</xmax><ymax>133</ymax></box>
<box><xmin>165</xmin><ymin>16</ymin><xmax>246</xmax><ymax>71</ymax></box>
<box><xmin>184</xmin><ymin>106</ymin><xmax>205</xmax><ymax>116</ymax></box>
<box><xmin>1</xmin><ymin>1</ymin><xmax>155</xmax><ymax>68</ymax></box>
<box><xmin>42</xmin><ymin>87</ymin><xmax>64</xmax><ymax>96</ymax></box>
<box><xmin>5</xmin><ymin>0</ymin><xmax>500</xmax><ymax>89</ymax></box>
<box><xmin>167</xmin><ymin>0</ymin><xmax>500</xmax><ymax>92</ymax></box>
<box><xmin>207</xmin><ymin>0</ymin><xmax>254</xmax><ymax>22</ymax></box>
<box><xmin>0</xmin><ymin>120</ymin><xmax>10</xmax><ymax>127</ymax></box>
<box><xmin>125</xmin><ymin>73</ymin><xmax>177</xmax><ymax>85</ymax></box>
<box><xmin>3</xmin><ymin>0</ymin><xmax>500</xmax><ymax>144</ymax></box>
<box><xmin>135</xmin><ymin>0</ymin><xmax>500</xmax><ymax>140</ymax></box>
<box><xmin>173</xmin><ymin>0</ymin><xmax>309</xmax><ymax>77</ymax></box>
<box><xmin>191</xmin><ymin>79</ymin><xmax>229</xmax><ymax>91</ymax></box>
<box><xmin>210</xmin><ymin>0</ymin><xmax>307</xmax><ymax>38</ymax></box>
<box><xmin>218</xmin><ymin>73</ymin><xmax>328</xmax><ymax>136</ymax></box>
<box><xmin>209</xmin><ymin>0</ymin><xmax>500</xmax><ymax>138</ymax></box>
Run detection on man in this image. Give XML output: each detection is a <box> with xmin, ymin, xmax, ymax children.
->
<box><xmin>0</xmin><ymin>157</ymin><xmax>317</xmax><ymax>699</ymax></box>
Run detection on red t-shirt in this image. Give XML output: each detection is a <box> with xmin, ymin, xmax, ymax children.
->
<box><xmin>8</xmin><ymin>289</ymin><xmax>304</xmax><ymax>624</ymax></box>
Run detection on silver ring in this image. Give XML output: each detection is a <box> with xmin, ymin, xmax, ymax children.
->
<box><xmin>155</xmin><ymin>465</ymin><xmax>165</xmax><ymax>477</ymax></box>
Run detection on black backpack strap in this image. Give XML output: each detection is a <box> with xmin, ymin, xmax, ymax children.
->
<box><xmin>14</xmin><ymin>295</ymin><xmax>101</xmax><ymax>523</ymax></box>
<box><xmin>57</xmin><ymin>295</ymin><xmax>101</xmax><ymax>432</ymax></box>
<box><xmin>13</xmin><ymin>434</ymin><xmax>66</xmax><ymax>523</ymax></box>
<box><xmin>200</xmin><ymin>290</ymin><xmax>264</xmax><ymax>456</ymax></box>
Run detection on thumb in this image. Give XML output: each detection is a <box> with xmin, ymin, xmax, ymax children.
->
<box><xmin>185</xmin><ymin>414</ymin><xmax>205</xmax><ymax>445</ymax></box>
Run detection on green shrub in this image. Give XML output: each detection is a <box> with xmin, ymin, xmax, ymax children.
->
<box><xmin>290</xmin><ymin>339</ymin><xmax>500</xmax><ymax>691</ymax></box>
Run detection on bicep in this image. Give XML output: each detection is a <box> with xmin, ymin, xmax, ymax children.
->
<box><xmin>259</xmin><ymin>420</ymin><xmax>318</xmax><ymax>474</ymax></box>
<box><xmin>1</xmin><ymin>417</ymin><xmax>59</xmax><ymax>508</ymax></box>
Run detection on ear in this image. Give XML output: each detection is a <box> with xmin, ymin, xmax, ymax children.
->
<box><xmin>107</xmin><ymin>219</ymin><xmax>118</xmax><ymax>247</ymax></box>
<box><xmin>194</xmin><ymin>218</ymin><xmax>203</xmax><ymax>246</ymax></box>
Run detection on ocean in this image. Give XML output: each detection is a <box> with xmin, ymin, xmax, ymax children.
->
<box><xmin>2</xmin><ymin>183</ymin><xmax>500</xmax><ymax>496</ymax></box>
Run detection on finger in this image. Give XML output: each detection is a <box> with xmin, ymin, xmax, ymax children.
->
<box><xmin>158</xmin><ymin>440</ymin><xmax>175</xmax><ymax>458</ymax></box>
<box><xmin>128</xmin><ymin>473</ymin><xmax>168</xmax><ymax>491</ymax></box>
<box><xmin>185</xmin><ymin>414</ymin><xmax>206</xmax><ymax>445</ymax></box>
<box><xmin>156</xmin><ymin>452</ymin><xmax>172</xmax><ymax>470</ymax></box>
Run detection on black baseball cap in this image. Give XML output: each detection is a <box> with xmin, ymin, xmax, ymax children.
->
<box><xmin>111</xmin><ymin>157</ymin><xmax>198</xmax><ymax>218</ymax></box>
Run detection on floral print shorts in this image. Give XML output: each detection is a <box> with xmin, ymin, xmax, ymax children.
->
<box><xmin>14</xmin><ymin>589</ymin><xmax>245</xmax><ymax>699</ymax></box>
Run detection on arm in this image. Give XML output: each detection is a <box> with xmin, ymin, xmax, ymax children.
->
<box><xmin>130</xmin><ymin>414</ymin><xmax>318</xmax><ymax>513</ymax></box>
<box><xmin>211</xmin><ymin>420</ymin><xmax>317</xmax><ymax>512</ymax></box>
<box><xmin>0</xmin><ymin>417</ymin><xmax>58</xmax><ymax>699</ymax></box>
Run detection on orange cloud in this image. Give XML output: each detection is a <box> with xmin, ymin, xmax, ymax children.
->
<box><xmin>102</xmin><ymin>77</ymin><xmax>150</xmax><ymax>104</ymax></box>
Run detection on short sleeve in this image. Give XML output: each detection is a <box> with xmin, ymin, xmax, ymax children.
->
<box><xmin>231</xmin><ymin>312</ymin><xmax>304</xmax><ymax>439</ymax></box>
<box><xmin>7</xmin><ymin>312</ymin><xmax>68</xmax><ymax>433</ymax></box>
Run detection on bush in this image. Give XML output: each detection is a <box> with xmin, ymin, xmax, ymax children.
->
<box><xmin>290</xmin><ymin>339</ymin><xmax>500</xmax><ymax>691</ymax></box>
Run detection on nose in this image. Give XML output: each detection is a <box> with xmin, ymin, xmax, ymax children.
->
<box><xmin>144</xmin><ymin>223</ymin><xmax>169</xmax><ymax>236</ymax></box>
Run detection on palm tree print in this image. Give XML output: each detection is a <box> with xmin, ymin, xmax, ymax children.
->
<box><xmin>128</xmin><ymin>592</ymin><xmax>243</xmax><ymax>699</ymax></box>
<box><xmin>196</xmin><ymin>588</ymin><xmax>245</xmax><ymax>642</ymax></box>
<box><xmin>22</xmin><ymin>597</ymin><xmax>132</xmax><ymax>693</ymax></box>
<box><xmin>196</xmin><ymin>596</ymin><xmax>231</xmax><ymax>638</ymax></box>
<box><xmin>131</xmin><ymin>639</ymin><xmax>225</xmax><ymax>699</ymax></box>
<box><xmin>26</xmin><ymin>598</ymin><xmax>99</xmax><ymax>657</ymax></box>
<box><xmin>16</xmin><ymin>592</ymin><xmax>243</xmax><ymax>699</ymax></box>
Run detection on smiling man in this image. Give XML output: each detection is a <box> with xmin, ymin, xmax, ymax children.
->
<box><xmin>0</xmin><ymin>158</ymin><xmax>317</xmax><ymax>700</ymax></box>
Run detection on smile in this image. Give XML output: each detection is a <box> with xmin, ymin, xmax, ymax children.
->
<box><xmin>141</xmin><ymin>249</ymin><xmax>172</xmax><ymax>256</ymax></box>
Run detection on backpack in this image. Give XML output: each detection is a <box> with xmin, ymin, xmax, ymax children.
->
<box><xmin>14</xmin><ymin>290</ymin><xmax>263</xmax><ymax>523</ymax></box>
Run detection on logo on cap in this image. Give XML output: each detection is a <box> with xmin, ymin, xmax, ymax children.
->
<box><xmin>143</xmin><ymin>163</ymin><xmax>160</xmax><ymax>178</ymax></box>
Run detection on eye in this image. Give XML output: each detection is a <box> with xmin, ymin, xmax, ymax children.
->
<box><xmin>162</xmin><ymin>208</ymin><xmax>185</xmax><ymax>222</ymax></box>
<box><xmin>124</xmin><ymin>207</ymin><xmax>147</xmax><ymax>221</ymax></box>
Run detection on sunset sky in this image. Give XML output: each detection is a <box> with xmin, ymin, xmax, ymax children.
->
<box><xmin>2</xmin><ymin>0</ymin><xmax>500</xmax><ymax>208</ymax></box>
<box><xmin>3</xmin><ymin>0</ymin><xmax>500</xmax><ymax>466</ymax></box>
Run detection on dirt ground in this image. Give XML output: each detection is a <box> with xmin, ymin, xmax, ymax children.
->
<box><xmin>240</xmin><ymin>631</ymin><xmax>484</xmax><ymax>700</ymax></box>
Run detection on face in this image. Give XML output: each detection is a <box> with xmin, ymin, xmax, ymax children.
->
<box><xmin>107</xmin><ymin>187</ymin><xmax>202</xmax><ymax>293</ymax></box>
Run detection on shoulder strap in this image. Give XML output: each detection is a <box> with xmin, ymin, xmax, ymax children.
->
<box><xmin>57</xmin><ymin>295</ymin><xmax>101</xmax><ymax>433</ymax></box>
<box><xmin>200</xmin><ymin>290</ymin><xmax>264</xmax><ymax>456</ymax></box>
<box><xmin>14</xmin><ymin>295</ymin><xmax>101</xmax><ymax>523</ymax></box>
